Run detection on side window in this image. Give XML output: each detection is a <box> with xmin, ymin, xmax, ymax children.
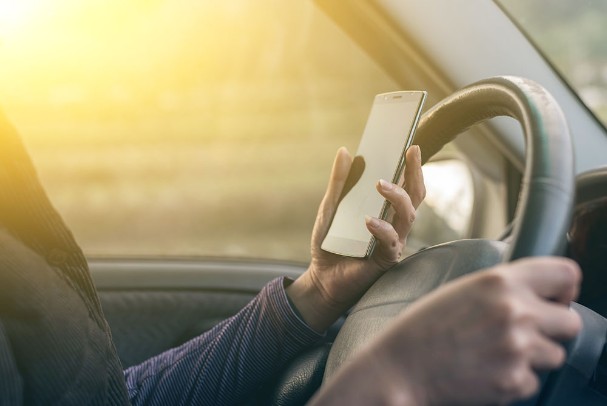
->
<box><xmin>407</xmin><ymin>159</ymin><xmax>475</xmax><ymax>254</ymax></box>
<box><xmin>0</xmin><ymin>0</ymin><xmax>479</xmax><ymax>262</ymax></box>
<box><xmin>0</xmin><ymin>1</ymin><xmax>397</xmax><ymax>262</ymax></box>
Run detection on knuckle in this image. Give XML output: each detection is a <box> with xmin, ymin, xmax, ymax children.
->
<box><xmin>417</xmin><ymin>184</ymin><xmax>427</xmax><ymax>201</ymax></box>
<box><xmin>482</xmin><ymin>272</ymin><xmax>517</xmax><ymax>298</ymax></box>
<box><xmin>407</xmin><ymin>211</ymin><xmax>416</xmax><ymax>225</ymax></box>
<box><xmin>557</xmin><ymin>309</ymin><xmax>582</xmax><ymax>340</ymax></box>
<box><xmin>494</xmin><ymin>371</ymin><xmax>519</xmax><ymax>397</ymax></box>
<box><xmin>561</xmin><ymin>310</ymin><xmax>583</xmax><ymax>338</ymax></box>
<box><xmin>406</xmin><ymin>180</ymin><xmax>426</xmax><ymax>202</ymax></box>
<box><xmin>480</xmin><ymin>269</ymin><xmax>511</xmax><ymax>293</ymax></box>
<box><xmin>560</xmin><ymin>259</ymin><xmax>582</xmax><ymax>285</ymax></box>
<box><xmin>525</xmin><ymin>379</ymin><xmax>540</xmax><ymax>399</ymax></box>
<box><xmin>495</xmin><ymin>368</ymin><xmax>537</xmax><ymax>401</ymax></box>
<box><xmin>548</xmin><ymin>344</ymin><xmax>566</xmax><ymax>368</ymax></box>
<box><xmin>376</xmin><ymin>229</ymin><xmax>401</xmax><ymax>253</ymax></box>
<box><xmin>371</xmin><ymin>253</ymin><xmax>399</xmax><ymax>272</ymax></box>
<box><xmin>518</xmin><ymin>372</ymin><xmax>539</xmax><ymax>399</ymax></box>
<box><xmin>391</xmin><ymin>235</ymin><xmax>402</xmax><ymax>250</ymax></box>
<box><xmin>493</xmin><ymin>295</ymin><xmax>520</xmax><ymax>326</ymax></box>
<box><xmin>397</xmin><ymin>188</ymin><xmax>414</xmax><ymax>206</ymax></box>
<box><xmin>501</xmin><ymin>330</ymin><xmax>528</xmax><ymax>357</ymax></box>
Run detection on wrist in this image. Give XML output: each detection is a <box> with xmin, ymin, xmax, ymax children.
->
<box><xmin>285</xmin><ymin>268</ymin><xmax>345</xmax><ymax>333</ymax></box>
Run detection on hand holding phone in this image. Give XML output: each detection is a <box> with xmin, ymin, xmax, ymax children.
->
<box><xmin>321</xmin><ymin>91</ymin><xmax>426</xmax><ymax>258</ymax></box>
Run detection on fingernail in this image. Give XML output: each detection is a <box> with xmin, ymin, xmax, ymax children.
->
<box><xmin>378</xmin><ymin>179</ymin><xmax>393</xmax><ymax>191</ymax></box>
<box><xmin>365</xmin><ymin>215</ymin><xmax>379</xmax><ymax>229</ymax></box>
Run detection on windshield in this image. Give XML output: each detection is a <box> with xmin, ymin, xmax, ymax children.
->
<box><xmin>497</xmin><ymin>0</ymin><xmax>607</xmax><ymax>128</ymax></box>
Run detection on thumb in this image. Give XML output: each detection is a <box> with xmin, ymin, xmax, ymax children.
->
<box><xmin>312</xmin><ymin>147</ymin><xmax>353</xmax><ymax>244</ymax></box>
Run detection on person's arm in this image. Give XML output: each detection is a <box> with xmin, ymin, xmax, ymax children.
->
<box><xmin>0</xmin><ymin>322</ymin><xmax>23</xmax><ymax>405</ymax></box>
<box><xmin>124</xmin><ymin>146</ymin><xmax>426</xmax><ymax>404</ymax></box>
<box><xmin>309</xmin><ymin>257</ymin><xmax>582</xmax><ymax>405</ymax></box>
<box><xmin>124</xmin><ymin>277</ymin><xmax>322</xmax><ymax>405</ymax></box>
<box><xmin>298</xmin><ymin>145</ymin><xmax>582</xmax><ymax>405</ymax></box>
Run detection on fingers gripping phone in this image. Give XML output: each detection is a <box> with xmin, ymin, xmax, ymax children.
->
<box><xmin>321</xmin><ymin>91</ymin><xmax>426</xmax><ymax>258</ymax></box>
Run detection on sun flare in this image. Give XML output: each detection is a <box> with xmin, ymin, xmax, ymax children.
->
<box><xmin>0</xmin><ymin>1</ymin><xmax>45</xmax><ymax>38</ymax></box>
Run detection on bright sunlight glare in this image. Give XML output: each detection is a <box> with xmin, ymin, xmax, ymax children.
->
<box><xmin>0</xmin><ymin>0</ymin><xmax>46</xmax><ymax>38</ymax></box>
<box><xmin>0</xmin><ymin>0</ymin><xmax>231</xmax><ymax>143</ymax></box>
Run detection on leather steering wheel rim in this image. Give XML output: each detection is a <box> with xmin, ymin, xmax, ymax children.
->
<box><xmin>416</xmin><ymin>75</ymin><xmax>574</xmax><ymax>261</ymax></box>
<box><xmin>322</xmin><ymin>76</ymin><xmax>576</xmax><ymax>381</ymax></box>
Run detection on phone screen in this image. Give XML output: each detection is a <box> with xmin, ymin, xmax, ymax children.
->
<box><xmin>321</xmin><ymin>91</ymin><xmax>426</xmax><ymax>257</ymax></box>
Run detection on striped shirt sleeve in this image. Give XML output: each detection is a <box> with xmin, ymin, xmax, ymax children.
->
<box><xmin>123</xmin><ymin>277</ymin><xmax>323</xmax><ymax>405</ymax></box>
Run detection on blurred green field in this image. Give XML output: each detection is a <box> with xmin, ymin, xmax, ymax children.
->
<box><xmin>25</xmin><ymin>132</ymin><xmax>352</xmax><ymax>261</ymax></box>
<box><xmin>9</xmin><ymin>81</ymin><xmax>386</xmax><ymax>261</ymax></box>
<box><xmin>0</xmin><ymin>0</ymin><xmax>402</xmax><ymax>262</ymax></box>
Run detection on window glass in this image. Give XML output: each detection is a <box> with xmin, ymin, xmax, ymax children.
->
<box><xmin>0</xmin><ymin>0</ymin><xmax>475</xmax><ymax>261</ymax></box>
<box><xmin>407</xmin><ymin>160</ymin><xmax>475</xmax><ymax>253</ymax></box>
<box><xmin>497</xmin><ymin>0</ymin><xmax>607</xmax><ymax>128</ymax></box>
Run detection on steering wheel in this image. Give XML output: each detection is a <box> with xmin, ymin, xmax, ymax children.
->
<box><xmin>259</xmin><ymin>76</ymin><xmax>577</xmax><ymax>405</ymax></box>
<box><xmin>324</xmin><ymin>75</ymin><xmax>575</xmax><ymax>378</ymax></box>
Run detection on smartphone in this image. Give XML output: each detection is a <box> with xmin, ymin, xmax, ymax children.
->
<box><xmin>321</xmin><ymin>90</ymin><xmax>426</xmax><ymax>258</ymax></box>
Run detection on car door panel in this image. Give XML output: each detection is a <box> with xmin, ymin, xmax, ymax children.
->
<box><xmin>91</xmin><ymin>258</ymin><xmax>305</xmax><ymax>368</ymax></box>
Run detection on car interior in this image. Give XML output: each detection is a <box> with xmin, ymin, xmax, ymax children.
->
<box><xmin>1</xmin><ymin>0</ymin><xmax>607</xmax><ymax>404</ymax></box>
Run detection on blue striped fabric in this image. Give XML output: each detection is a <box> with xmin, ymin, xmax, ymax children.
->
<box><xmin>0</xmin><ymin>110</ymin><xmax>132</xmax><ymax>404</ymax></box>
<box><xmin>0</xmin><ymin>112</ymin><xmax>324</xmax><ymax>404</ymax></box>
<box><xmin>124</xmin><ymin>277</ymin><xmax>322</xmax><ymax>405</ymax></box>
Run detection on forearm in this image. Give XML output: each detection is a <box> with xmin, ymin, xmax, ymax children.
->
<box><xmin>124</xmin><ymin>277</ymin><xmax>322</xmax><ymax>405</ymax></box>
